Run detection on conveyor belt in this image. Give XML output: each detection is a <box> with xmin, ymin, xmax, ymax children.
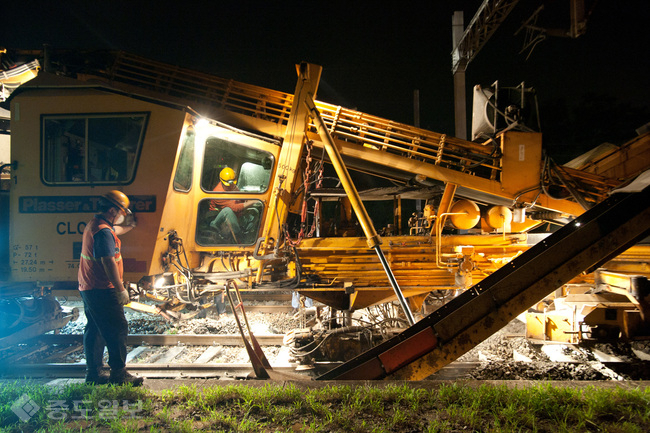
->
<box><xmin>318</xmin><ymin>182</ymin><xmax>650</xmax><ymax>380</ymax></box>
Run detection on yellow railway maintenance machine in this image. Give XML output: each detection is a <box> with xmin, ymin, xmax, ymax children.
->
<box><xmin>1</xmin><ymin>51</ymin><xmax>649</xmax><ymax>378</ymax></box>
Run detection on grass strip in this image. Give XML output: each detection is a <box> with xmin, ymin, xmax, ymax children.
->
<box><xmin>0</xmin><ymin>380</ymin><xmax>648</xmax><ymax>432</ymax></box>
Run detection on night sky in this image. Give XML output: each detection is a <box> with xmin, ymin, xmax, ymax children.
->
<box><xmin>3</xmin><ymin>0</ymin><xmax>649</xmax><ymax>162</ymax></box>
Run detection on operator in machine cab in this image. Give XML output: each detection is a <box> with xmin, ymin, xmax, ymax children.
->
<box><xmin>209</xmin><ymin>167</ymin><xmax>261</xmax><ymax>243</ymax></box>
<box><xmin>78</xmin><ymin>190</ymin><xmax>143</xmax><ymax>386</ymax></box>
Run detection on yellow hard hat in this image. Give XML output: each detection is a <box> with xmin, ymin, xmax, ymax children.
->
<box><xmin>219</xmin><ymin>167</ymin><xmax>236</xmax><ymax>186</ymax></box>
<box><xmin>103</xmin><ymin>190</ymin><xmax>131</xmax><ymax>214</ymax></box>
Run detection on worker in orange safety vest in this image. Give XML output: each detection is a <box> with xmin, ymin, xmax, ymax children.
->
<box><xmin>78</xmin><ymin>190</ymin><xmax>143</xmax><ymax>386</ymax></box>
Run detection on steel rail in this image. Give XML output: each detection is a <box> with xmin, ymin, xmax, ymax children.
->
<box><xmin>51</xmin><ymin>289</ymin><xmax>293</xmax><ymax>300</ymax></box>
<box><xmin>0</xmin><ymin>360</ymin><xmax>483</xmax><ymax>380</ymax></box>
<box><xmin>0</xmin><ymin>362</ymin><xmax>301</xmax><ymax>379</ymax></box>
<box><xmin>32</xmin><ymin>334</ymin><xmax>286</xmax><ymax>346</ymax></box>
<box><xmin>5</xmin><ymin>360</ymin><xmax>639</xmax><ymax>381</ymax></box>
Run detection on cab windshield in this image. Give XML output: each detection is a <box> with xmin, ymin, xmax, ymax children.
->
<box><xmin>196</xmin><ymin>136</ymin><xmax>273</xmax><ymax>246</ymax></box>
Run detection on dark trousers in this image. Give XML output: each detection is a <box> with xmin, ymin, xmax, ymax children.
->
<box><xmin>80</xmin><ymin>289</ymin><xmax>128</xmax><ymax>373</ymax></box>
<box><xmin>211</xmin><ymin>207</ymin><xmax>242</xmax><ymax>242</ymax></box>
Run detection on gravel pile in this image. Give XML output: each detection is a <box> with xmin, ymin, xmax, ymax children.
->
<box><xmin>456</xmin><ymin>318</ymin><xmax>650</xmax><ymax>381</ymax></box>
<box><xmin>164</xmin><ymin>312</ymin><xmax>299</xmax><ymax>336</ymax></box>
<box><xmin>592</xmin><ymin>341</ymin><xmax>650</xmax><ymax>362</ymax></box>
<box><xmin>59</xmin><ymin>299</ymin><xmax>298</xmax><ymax>337</ymax></box>
<box><xmin>468</xmin><ymin>361</ymin><xmax>613</xmax><ymax>380</ymax></box>
<box><xmin>58</xmin><ymin>299</ymin><xmax>170</xmax><ymax>335</ymax></box>
<box><xmin>458</xmin><ymin>319</ymin><xmax>549</xmax><ymax>363</ymax></box>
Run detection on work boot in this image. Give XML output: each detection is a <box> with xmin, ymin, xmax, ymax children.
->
<box><xmin>85</xmin><ymin>369</ymin><xmax>110</xmax><ymax>385</ymax></box>
<box><xmin>109</xmin><ymin>369</ymin><xmax>144</xmax><ymax>387</ymax></box>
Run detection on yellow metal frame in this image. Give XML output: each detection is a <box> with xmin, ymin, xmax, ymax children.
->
<box><xmin>6</xmin><ymin>53</ymin><xmax>650</xmax><ymax>321</ymax></box>
<box><xmin>93</xmin><ymin>53</ymin><xmax>615</xmax><ymax>215</ymax></box>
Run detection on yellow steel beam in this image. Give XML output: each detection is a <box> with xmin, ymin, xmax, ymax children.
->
<box><xmin>258</xmin><ymin>63</ymin><xmax>322</xmax><ymax>258</ymax></box>
<box><xmin>304</xmin><ymin>95</ymin><xmax>415</xmax><ymax>324</ymax></box>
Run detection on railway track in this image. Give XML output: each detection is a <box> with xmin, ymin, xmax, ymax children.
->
<box><xmin>0</xmin><ymin>290</ymin><xmax>308</xmax><ymax>379</ymax></box>
<box><xmin>2</xmin><ymin>292</ymin><xmax>649</xmax><ymax>382</ymax></box>
<box><xmin>33</xmin><ymin>333</ymin><xmax>286</xmax><ymax>346</ymax></box>
<box><xmin>0</xmin><ymin>333</ymin><xmax>296</xmax><ymax>380</ymax></box>
<box><xmin>3</xmin><ymin>357</ymin><xmax>646</xmax><ymax>381</ymax></box>
<box><xmin>0</xmin><ymin>362</ymin><xmax>302</xmax><ymax>380</ymax></box>
<box><xmin>0</xmin><ymin>330</ymin><xmax>476</xmax><ymax>381</ymax></box>
<box><xmin>3</xmin><ymin>332</ymin><xmax>648</xmax><ymax>381</ymax></box>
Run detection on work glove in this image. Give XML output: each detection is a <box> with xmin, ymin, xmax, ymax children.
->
<box><xmin>116</xmin><ymin>289</ymin><xmax>130</xmax><ymax>305</ymax></box>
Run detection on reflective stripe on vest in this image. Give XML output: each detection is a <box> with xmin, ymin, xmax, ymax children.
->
<box><xmin>79</xmin><ymin>253</ymin><xmax>122</xmax><ymax>262</ymax></box>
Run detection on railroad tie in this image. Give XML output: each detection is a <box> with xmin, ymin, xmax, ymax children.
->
<box><xmin>152</xmin><ymin>346</ymin><xmax>186</xmax><ymax>364</ymax></box>
<box><xmin>194</xmin><ymin>346</ymin><xmax>222</xmax><ymax>364</ymax></box>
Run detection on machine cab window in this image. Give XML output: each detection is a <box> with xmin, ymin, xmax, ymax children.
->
<box><xmin>197</xmin><ymin>136</ymin><xmax>273</xmax><ymax>246</ymax></box>
<box><xmin>41</xmin><ymin>113</ymin><xmax>148</xmax><ymax>185</ymax></box>
<box><xmin>173</xmin><ymin>127</ymin><xmax>195</xmax><ymax>192</ymax></box>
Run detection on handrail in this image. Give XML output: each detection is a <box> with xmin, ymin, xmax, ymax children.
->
<box><xmin>105</xmin><ymin>52</ymin><xmax>502</xmax><ymax>181</ymax></box>
<box><xmin>73</xmin><ymin>50</ymin><xmax>619</xmax><ymax>204</ymax></box>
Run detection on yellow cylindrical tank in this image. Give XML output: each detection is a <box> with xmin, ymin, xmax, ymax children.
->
<box><xmin>485</xmin><ymin>206</ymin><xmax>513</xmax><ymax>230</ymax></box>
<box><xmin>449</xmin><ymin>199</ymin><xmax>480</xmax><ymax>230</ymax></box>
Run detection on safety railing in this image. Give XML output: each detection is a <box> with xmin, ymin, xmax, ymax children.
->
<box><xmin>312</xmin><ymin>101</ymin><xmax>500</xmax><ymax>176</ymax></box>
<box><xmin>94</xmin><ymin>51</ymin><xmax>623</xmax><ymax>201</ymax></box>
<box><xmin>108</xmin><ymin>51</ymin><xmax>294</xmax><ymax>124</ymax></box>
<box><xmin>103</xmin><ymin>52</ymin><xmax>500</xmax><ymax>179</ymax></box>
